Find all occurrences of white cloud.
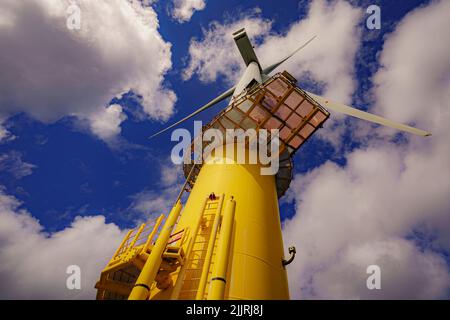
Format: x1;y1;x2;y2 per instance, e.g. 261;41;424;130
258;0;362;105
0;187;126;299
129;161;183;218
87;104;128;141
182;8;272;84
171;0;206;23
0;126;7;141
283;138;450;298
0;0;176;142
373;0;450;130
183;0;362;104
0;125;15;143
161;162;181;187
0;151;36;179
306;238;450;299
0;115;15;143
282;0;450;299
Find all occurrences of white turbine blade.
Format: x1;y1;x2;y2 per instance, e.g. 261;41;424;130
262;35;317;75
305;91;432;137
233;28;260;68
149;86;235;139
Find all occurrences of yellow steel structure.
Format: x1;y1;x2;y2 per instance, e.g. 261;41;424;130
96;148;290;300
171;148;289;300
195;194;224;300
128;201;182;300
95;72;330;300
208;197;236;299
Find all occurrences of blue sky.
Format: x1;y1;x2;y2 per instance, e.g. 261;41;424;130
1;0;449;299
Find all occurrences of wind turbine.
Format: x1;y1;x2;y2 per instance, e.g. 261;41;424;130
150;28;431;138
95;29;431;301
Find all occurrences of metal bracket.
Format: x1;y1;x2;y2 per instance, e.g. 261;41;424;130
282;246;296;266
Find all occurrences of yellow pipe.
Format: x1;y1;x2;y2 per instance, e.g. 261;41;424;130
128;200;183;300
195;194;224;300
207;197;236;300
142;214;164;254
170;197;209;300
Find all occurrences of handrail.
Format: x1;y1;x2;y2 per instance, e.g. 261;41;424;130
129;223;146;248
142;214;164;254
112;229;133;260
128;200;183;300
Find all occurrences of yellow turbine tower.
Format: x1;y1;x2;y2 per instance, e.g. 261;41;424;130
94;29;430;300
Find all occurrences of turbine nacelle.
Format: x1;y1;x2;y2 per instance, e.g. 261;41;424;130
233;61;262;98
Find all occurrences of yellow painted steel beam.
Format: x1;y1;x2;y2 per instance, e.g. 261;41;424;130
128;200;183;300
196;194;225;300
207;197;236;300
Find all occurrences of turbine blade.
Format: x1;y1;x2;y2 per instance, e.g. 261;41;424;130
305;91;432;137
149;86;236;139
262;35;317;75
233;28;260;68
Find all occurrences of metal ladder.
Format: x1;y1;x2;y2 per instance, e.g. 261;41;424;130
177;195;224;299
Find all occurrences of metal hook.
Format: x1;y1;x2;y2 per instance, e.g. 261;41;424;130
282;246;296;266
